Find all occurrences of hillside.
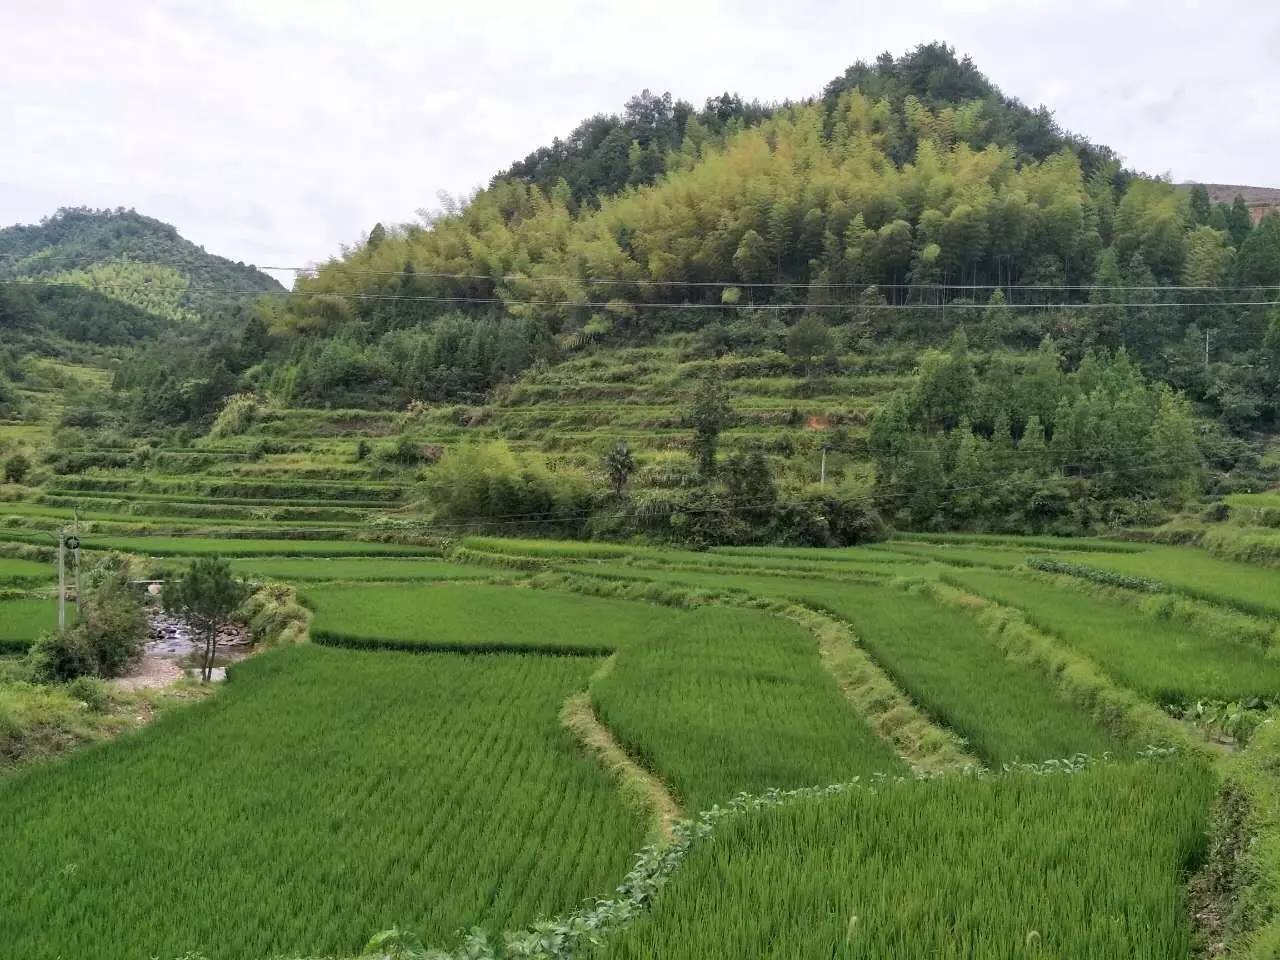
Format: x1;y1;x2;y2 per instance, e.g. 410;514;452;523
1180;183;1280;224
0;207;283;320
7;31;1280;960
5;43;1280;547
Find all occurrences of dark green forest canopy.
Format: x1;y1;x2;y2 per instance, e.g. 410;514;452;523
497;43;1123;205
868;335;1201;530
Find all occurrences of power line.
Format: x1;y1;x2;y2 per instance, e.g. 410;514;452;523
3;251;1278;294
3;276;1274;310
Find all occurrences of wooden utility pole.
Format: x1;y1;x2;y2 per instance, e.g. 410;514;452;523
57;529;66;630
72;511;82;619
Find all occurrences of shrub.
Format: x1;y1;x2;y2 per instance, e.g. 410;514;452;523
66;676;112;713
209;393;262;438
380;435;425;467
29;575;147;682
3;452;30;485
28;629;95;683
420;440;592;525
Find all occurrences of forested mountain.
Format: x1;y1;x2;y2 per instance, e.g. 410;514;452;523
497;43;1120;206
0;207;283;427
0;207;282;318
0;207;282;355
12;43;1280;541
241;44;1279;433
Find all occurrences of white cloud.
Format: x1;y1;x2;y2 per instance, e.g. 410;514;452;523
2;0;1277;274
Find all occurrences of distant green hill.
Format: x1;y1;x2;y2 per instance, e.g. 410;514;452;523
0;207;282;319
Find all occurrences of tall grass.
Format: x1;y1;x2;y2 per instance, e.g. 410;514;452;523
944;568;1280;703
600;758;1214;960
592;606;905;810
0;645;647;960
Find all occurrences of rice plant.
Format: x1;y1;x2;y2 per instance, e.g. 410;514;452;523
0;645;647;960
0;531;441;557
592;605;905;810
599;757;1214;960
0;597;58;651
308;581;688;655
946;568;1280;703
801;581;1126;763
1077;546;1280;619
0;557;52;586
228;556;497;582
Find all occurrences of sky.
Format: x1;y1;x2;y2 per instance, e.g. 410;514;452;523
3;0;1278;286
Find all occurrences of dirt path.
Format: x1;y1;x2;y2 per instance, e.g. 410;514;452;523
110;655;185;692
561;677;683;843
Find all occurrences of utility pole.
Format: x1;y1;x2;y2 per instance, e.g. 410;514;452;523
73;510;83;620
1204;329;1214;369
819;444;830;486
57;529;66;631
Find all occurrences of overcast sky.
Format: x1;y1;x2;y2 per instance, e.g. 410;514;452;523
3;0;1277;285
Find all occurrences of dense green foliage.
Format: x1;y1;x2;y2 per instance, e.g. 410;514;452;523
592;605;904;809
29;570;146;681
868;335;1200;529
600;759;1213;960
0;645;646;959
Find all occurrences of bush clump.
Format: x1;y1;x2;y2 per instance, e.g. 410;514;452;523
419;440;592;525
29;570;147;682
209;393;263;438
1026;557;1163;593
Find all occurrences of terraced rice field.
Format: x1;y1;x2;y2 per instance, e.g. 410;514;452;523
0;646;645;959
308;581;688;655
945;567;1280;703
0;531;439;557
0;597;59;651
0;557;52;586
599;758;1214;960
1062;545;1280;619
591;606;904;809
1;529;1273;958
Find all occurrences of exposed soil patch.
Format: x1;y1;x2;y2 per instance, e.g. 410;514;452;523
110;610;255;693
